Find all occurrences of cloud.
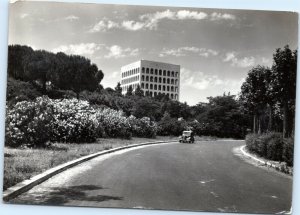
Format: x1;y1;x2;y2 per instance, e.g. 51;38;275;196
176;10;208;20
122;20;145;31
89;19;119;32
104;45;139;59
88;10;235;32
210;12;236;21
181;68;244;92
223;52;255;68
52;43;103;55
159;47;218;57
64;15;79;21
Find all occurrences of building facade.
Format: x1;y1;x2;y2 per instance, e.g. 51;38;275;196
121;60;180;100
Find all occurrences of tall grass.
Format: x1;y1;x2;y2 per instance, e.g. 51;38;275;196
3;137;162;190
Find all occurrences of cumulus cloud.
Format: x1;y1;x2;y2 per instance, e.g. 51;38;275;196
52;43;103;55
64;15;79;21
104;45;139;59
210;12;236;21
88;10;235;32
159;47;218;57
223;52;255;68
122;20;145;31
181;68;244;92
89;19;119;32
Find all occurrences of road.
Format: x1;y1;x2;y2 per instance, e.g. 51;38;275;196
10;140;293;214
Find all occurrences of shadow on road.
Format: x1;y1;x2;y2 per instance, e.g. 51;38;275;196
11;185;123;206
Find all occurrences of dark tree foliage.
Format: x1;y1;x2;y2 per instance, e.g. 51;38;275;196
115;82;122;95
270;45;297;137
8;45;104;99
126;85;133;97
240;45;297;137
134;84;144;97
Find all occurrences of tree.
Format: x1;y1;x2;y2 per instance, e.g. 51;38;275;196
51;54;104;99
240;66;271;133
270;45;297;137
126;85;133;96
134;84;144;97
115;82;122;95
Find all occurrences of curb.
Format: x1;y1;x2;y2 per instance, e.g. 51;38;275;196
240;145;277;168
3;140;176;202
240;145;292;214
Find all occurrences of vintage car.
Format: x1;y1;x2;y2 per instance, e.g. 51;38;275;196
179;130;195;143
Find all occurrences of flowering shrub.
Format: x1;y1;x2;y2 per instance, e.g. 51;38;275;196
94;108;132;139
5;96;53;147
128;115;157;138
51;98;99;143
5;96;158;147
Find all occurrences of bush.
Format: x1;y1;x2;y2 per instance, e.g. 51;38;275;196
51;98;99;143
128;115;157;138
5;96;53;147
282;138;294;166
94;108;132;139
5;96;159;147
6;78;42;106
245;132;294;166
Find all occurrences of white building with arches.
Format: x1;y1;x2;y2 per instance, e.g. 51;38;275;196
121;60;180;101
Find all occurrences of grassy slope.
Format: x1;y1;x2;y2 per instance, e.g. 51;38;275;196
3;137;178;190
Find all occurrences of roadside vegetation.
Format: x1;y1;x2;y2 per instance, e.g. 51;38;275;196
4;137;176;190
242;46;297;168
4;44;296;190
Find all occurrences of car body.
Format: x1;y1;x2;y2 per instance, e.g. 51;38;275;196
179;131;195;143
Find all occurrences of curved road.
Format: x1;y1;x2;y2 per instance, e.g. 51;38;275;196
11;140;293;214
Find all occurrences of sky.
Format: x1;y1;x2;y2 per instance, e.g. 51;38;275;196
8;1;298;105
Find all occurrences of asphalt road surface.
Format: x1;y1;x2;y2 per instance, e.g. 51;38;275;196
10;140;293;214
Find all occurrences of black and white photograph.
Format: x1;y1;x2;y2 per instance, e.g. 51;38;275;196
2;1;298;214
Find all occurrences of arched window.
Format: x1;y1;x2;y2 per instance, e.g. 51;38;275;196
163;86;166;91
150;84;153;89
175;94;178;100
159;77;162;83
142;67;145;73
163;70;166;76
141;83;144;89
155;69;158;75
175;80;178;85
175;72;179;77
150;68;154;74
146;68;149;74
171;86;174;92
171;79;174;84
171;71;174;77
154;92;157;97
163;78;166;83
167;71;170;76
150;92;153;97
158;85;161;90
154;84;157;90
167;78;170;84
150;76;153;82
142;75;145;81
146;83;149;89
167;86;170;91
154;77;157;82
146;76;149;82
171;94;174;99
159;70;162;76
